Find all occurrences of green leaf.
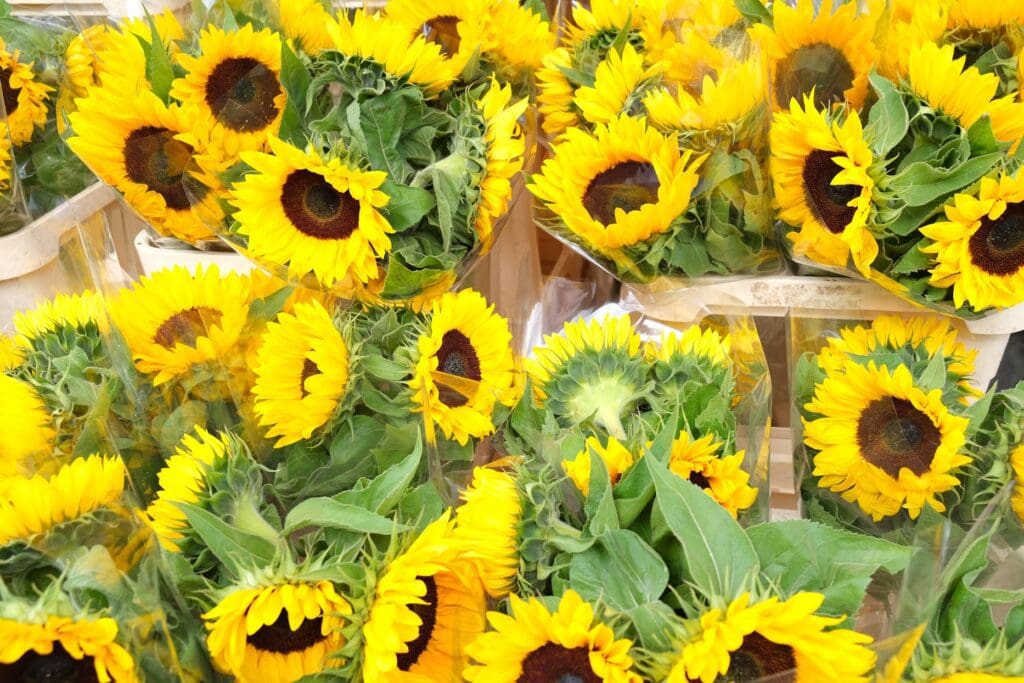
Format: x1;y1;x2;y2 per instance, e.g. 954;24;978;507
918;347;949;391
889;153;1002;206
381;182;435;231
747;520;912;618
181;504;277;573
734;0;772;25
141;17;174;102
642;455;758;596
333;436;422;514
379;256;448;299
360;354;410;382
361;89;420;181
569;529;669;610
867;72;910;157
283;498;408;535
967;115;999;156
625;602;678;651
585;453;620;536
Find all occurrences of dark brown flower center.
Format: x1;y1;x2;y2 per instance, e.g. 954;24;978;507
435;329;482;408
517;643;601;683
281;169;360;240
689;470;711;490
247;612;325;654
775;43;855;110
1;67;20;115
968;202;1024;276
124;126;207;211
424;16;462;56
857;397;941;478
582;161;661;226
153;306;223;348
396;575;439;671
300;357;320;399
204;56;282;133
802;149;860;234
0;643;99;683
720;632;796;682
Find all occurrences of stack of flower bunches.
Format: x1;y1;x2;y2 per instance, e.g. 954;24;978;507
795;313;1024;681
0;8;94;234
529;0;777;284
61;0;546;305
760;0;1024;317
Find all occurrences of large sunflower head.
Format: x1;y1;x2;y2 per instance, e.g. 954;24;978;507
67;89;221;243
771;94;878;274
108;265;252;385
668;431;757;518
408;289;517;445
673;591;875;683
454;465;523;599
876;0;947;80
563;434;639;496
385;0;491;77
752;0;881;111
13;290;106;349
0;374;55;479
905;41;1024;145
473;80;529;247
204;579;352;683
253;299;352;447
361;512;487;683
921;172;1024;312
464;589;642;682
0;614;137;682
232;136;394;290
646;324;733;370
0;38;52;145
944;3;1024;94
170;24;286;157
529;115;706;252
803;360;972;521
483;0;553;73
574;43;663;128
327;10;457;96
525;313;648;440
0;454;126;546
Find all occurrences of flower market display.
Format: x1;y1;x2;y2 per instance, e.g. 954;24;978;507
1;0;1024;682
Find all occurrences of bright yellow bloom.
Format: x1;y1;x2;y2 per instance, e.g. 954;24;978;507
646;325;732;368
574;44;662;127
13;290;106;347
0;615;137;682
0;38;51;145
0;374;55;478
455;466;523;598
563;435;638;496
474;80;529;247
1011;443;1024;525
668;432;757;518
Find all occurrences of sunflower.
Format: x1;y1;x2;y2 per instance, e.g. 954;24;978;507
804;361;971;521
454;466;523;599
752;0;880;111
574;44;662;127
1011;443;1024;525
673;591;875;683
668;432;757;518
204;580;351;683
327;10;456;96
526;314;647;439
232;137;393;289
67;89;221;243
529;115;705;251
62;24;119;98
408;289;517;445
563;435;638;496
0;39;51;145
13;290;106;348
146;427;233;552
483;0;553;71
276;0;338;56
876;0;947;80
0;454;125;545
646;325;732;368
474;80;528;246
563;0;645;49
0;374;55;479
0;335;23;371
906;42;1024;145
170;24;285;157
108;266;251;385
0;616;136;682
0;121;10;192
921;172;1024;311
362;512;488;682
536;47;579;136
643;58;766;135
385;0;491;77
253;300;351;447
771;95;878;273
464;589;641;682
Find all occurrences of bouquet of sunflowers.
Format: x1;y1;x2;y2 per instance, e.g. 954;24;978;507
528;0;778;285
61;0;545;305
0;1;94;234
758;0;1024;318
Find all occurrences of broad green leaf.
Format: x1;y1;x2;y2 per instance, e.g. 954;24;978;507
643;455;758;596
734;0;772;25
747;520;911;618
360;354;410;382
918;348;949;392
284;498;407;535
867;72;910;157
890;243;933;275
381;182;435;231
333;436;422;514
142;16;174;102
181;504;277;573
889;153;1002;206
626;602;678;651
569;529;669;610
967;115;999;156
